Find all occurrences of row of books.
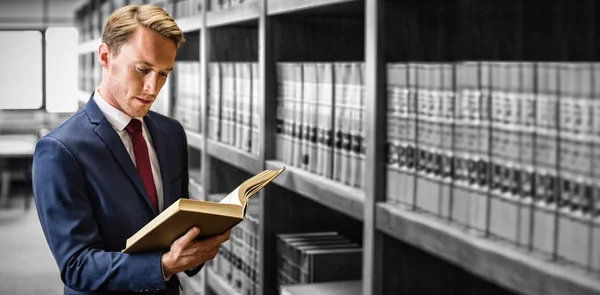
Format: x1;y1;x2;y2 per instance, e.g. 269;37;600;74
208;195;261;295
276;231;362;287
208;0;258;11
386;61;600;271
173;61;202;133
275;63;366;189
208;62;261;156
76;0;133;42
78;53;101;94
149;0;203;19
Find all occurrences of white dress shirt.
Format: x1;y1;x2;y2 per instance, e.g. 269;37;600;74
94;90;165;212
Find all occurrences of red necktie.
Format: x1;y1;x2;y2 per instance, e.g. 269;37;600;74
125;119;159;212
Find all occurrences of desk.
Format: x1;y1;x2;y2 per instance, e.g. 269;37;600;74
0;134;37;207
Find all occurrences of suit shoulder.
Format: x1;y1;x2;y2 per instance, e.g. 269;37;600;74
42;110;90;144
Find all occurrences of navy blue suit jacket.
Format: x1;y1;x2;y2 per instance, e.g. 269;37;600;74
32;96;201;294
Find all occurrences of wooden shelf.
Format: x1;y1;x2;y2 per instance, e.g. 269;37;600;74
184;129;203;150
176;15;203;33
78;38;101;55
265;160;364;221
206;268;241;295
188;178;204;200
268;0;360;15
376;202;600;295
206;1;260;28
206;139;263;174
280;280;362;295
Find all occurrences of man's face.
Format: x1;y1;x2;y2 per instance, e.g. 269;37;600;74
103;26;177;118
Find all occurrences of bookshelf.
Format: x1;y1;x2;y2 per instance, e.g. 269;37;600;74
377;203;600;295
185;129;204;150
206;1;260;28
207;139;263;174
77;38;101;54
206;268;242;295
75;0;600;295
266;160;364;220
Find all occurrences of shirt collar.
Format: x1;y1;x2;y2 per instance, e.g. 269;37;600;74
93;89;144;132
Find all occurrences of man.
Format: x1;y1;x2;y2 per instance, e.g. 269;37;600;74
32;5;229;294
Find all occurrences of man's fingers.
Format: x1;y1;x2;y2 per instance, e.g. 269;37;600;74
175;227;200;248
187;230;230;253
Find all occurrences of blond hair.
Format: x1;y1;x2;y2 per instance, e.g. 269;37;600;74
102;4;185;55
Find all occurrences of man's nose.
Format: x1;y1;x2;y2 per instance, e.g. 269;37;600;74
144;73;158;95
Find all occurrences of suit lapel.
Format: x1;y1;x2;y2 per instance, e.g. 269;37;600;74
84;96;158;215
145;114;172;208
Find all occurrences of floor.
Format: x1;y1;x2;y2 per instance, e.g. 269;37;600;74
0;184;204;295
0;192;63;295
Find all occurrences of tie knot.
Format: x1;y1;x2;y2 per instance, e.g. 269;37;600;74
125;119;143;135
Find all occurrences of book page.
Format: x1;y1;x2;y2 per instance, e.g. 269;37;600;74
219;185;242;206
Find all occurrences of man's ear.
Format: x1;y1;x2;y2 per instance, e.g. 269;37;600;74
98;43;111;69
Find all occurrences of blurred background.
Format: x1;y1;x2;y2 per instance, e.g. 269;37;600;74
1;1;600;295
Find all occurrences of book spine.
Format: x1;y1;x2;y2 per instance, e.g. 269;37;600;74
451;62;473;227
405;64;418;209
235;63;244;149
251;63;261;156
416;63;440;215
591;63;600;272
350;63;365;188
556;63;593;267
533;62;559;255
386;63;403;205
275;63;287;162
292;64;304;168
439;63;455;220
333;63;346;183
517;62;535;247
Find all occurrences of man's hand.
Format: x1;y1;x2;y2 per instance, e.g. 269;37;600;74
161;227;231;278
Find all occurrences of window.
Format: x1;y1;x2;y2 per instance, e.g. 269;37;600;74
0;31;43;110
45;27;79;113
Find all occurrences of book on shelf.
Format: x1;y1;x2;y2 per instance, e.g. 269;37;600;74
280;280;362;295
122;167;285;254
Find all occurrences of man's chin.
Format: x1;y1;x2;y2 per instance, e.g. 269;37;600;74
127;107;151;118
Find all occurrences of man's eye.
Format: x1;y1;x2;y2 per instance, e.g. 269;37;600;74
160;72;169;77
136;67;150;73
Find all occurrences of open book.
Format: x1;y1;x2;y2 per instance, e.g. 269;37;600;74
123;167;285;254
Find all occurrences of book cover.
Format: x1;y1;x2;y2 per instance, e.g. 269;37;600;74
122;168;285;254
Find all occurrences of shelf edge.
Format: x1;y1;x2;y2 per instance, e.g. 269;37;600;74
207;139;263;175
376;202;600;295
206;1;260;28
184;129;204;150
266;160;364;221
268;0;357;15
78;38;101;55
